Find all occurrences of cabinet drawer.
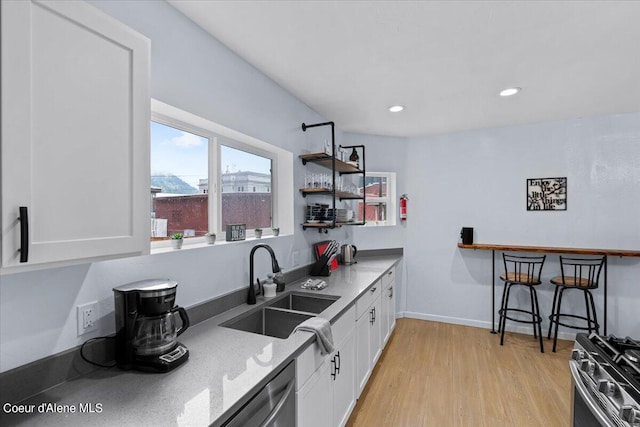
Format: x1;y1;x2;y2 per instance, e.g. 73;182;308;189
332;305;355;347
356;281;381;318
381;267;395;289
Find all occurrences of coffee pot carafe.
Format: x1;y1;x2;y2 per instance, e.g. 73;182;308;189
131;307;189;357
340;244;358;265
113;279;190;372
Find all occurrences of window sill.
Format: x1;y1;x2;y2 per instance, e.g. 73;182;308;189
360;222;396;227
150;234;286;255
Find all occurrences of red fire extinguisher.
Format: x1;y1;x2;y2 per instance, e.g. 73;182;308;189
400;194;408;221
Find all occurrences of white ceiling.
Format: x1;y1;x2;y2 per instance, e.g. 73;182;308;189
168;1;640;138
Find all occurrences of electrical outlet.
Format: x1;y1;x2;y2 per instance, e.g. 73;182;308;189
77;302;98;336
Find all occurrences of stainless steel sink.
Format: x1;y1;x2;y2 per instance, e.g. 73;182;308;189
221;307;315;339
266;292;340;314
220;292;340;338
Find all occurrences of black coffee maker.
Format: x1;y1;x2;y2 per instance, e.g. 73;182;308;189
113;279;190;372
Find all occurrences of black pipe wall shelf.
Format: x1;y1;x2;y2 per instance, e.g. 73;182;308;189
300;121;366;233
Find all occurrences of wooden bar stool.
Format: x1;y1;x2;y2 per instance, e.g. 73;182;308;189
547;256;605;352
498;254;546;352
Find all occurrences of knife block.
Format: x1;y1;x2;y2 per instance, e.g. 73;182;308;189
310;255;332;276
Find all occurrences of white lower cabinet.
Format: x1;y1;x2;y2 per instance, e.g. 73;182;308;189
296;269;397;425
381;267;397;345
355;281;382;397
297;359;332;427
333;328;356;427
296;306;356;427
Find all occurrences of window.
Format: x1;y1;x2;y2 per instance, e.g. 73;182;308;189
150;99;293;249
356;172;397;226
150;122;209;240
220;145;273;230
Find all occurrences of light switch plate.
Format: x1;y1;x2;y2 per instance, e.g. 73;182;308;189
77;301;98;336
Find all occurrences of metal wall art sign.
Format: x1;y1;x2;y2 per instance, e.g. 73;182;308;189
225;224;246;241
527;177;567;211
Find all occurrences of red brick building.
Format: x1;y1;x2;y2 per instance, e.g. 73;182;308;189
154;193;272;237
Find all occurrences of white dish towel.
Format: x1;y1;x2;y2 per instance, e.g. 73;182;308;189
293;317;335;355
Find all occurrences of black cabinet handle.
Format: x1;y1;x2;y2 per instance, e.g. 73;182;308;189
335;351;341;374
370;308;374;325
331;357;337;380
373;307;376;323
18;207;29;263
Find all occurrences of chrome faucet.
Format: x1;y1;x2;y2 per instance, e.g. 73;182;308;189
248;244;282;305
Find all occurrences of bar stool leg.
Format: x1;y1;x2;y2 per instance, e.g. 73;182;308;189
552;287;567;353
498;281;510;333
547;286;560;339
587;290;599;335
500;283;514;346
583;291;593;334
532;287;544;353
529;286;538;338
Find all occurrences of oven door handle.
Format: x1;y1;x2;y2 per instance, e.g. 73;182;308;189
259;379;294;427
569;361;616;427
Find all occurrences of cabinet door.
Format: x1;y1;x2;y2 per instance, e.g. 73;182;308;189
297;358;332;427
369;295;383;366
355;311;371;397
381;285;391;345
333;327;356;427
1;0;150;271
382;280;396;344
388;282;396;336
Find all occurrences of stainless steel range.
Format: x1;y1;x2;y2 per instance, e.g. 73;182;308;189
571;333;640;426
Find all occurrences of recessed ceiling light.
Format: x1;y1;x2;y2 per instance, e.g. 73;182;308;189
500;87;521;97
388;105;404;113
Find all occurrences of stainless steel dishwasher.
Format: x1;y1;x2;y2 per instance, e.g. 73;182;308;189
221;360;295;427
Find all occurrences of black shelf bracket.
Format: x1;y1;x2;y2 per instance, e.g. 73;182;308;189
301;121;337;229
300;123;366;231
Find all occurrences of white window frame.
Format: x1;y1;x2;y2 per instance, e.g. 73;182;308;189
361;172;397;227
150;99;293;251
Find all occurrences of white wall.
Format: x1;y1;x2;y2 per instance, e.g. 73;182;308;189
0;0;354;373
403;113;640;339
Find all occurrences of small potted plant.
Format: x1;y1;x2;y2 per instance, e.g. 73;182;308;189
271;227;280;237
170;233;183;249
205;232;216;245
255;228;263;238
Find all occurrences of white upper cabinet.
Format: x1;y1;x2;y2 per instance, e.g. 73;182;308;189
1;0;150;273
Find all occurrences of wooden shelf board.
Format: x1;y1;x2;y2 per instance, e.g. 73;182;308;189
457;243;640;257
302;221;363;228
299;152;362;173
300;188;361;199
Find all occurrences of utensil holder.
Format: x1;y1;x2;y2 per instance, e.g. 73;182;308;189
310;255;332;276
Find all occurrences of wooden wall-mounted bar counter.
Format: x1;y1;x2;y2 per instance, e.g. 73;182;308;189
457;243;640;335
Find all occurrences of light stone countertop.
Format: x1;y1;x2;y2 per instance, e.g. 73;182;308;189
1;255;401;427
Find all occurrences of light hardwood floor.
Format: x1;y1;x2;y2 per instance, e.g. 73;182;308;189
346;318;573;427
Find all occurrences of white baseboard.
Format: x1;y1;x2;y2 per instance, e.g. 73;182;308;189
398;311;577;341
